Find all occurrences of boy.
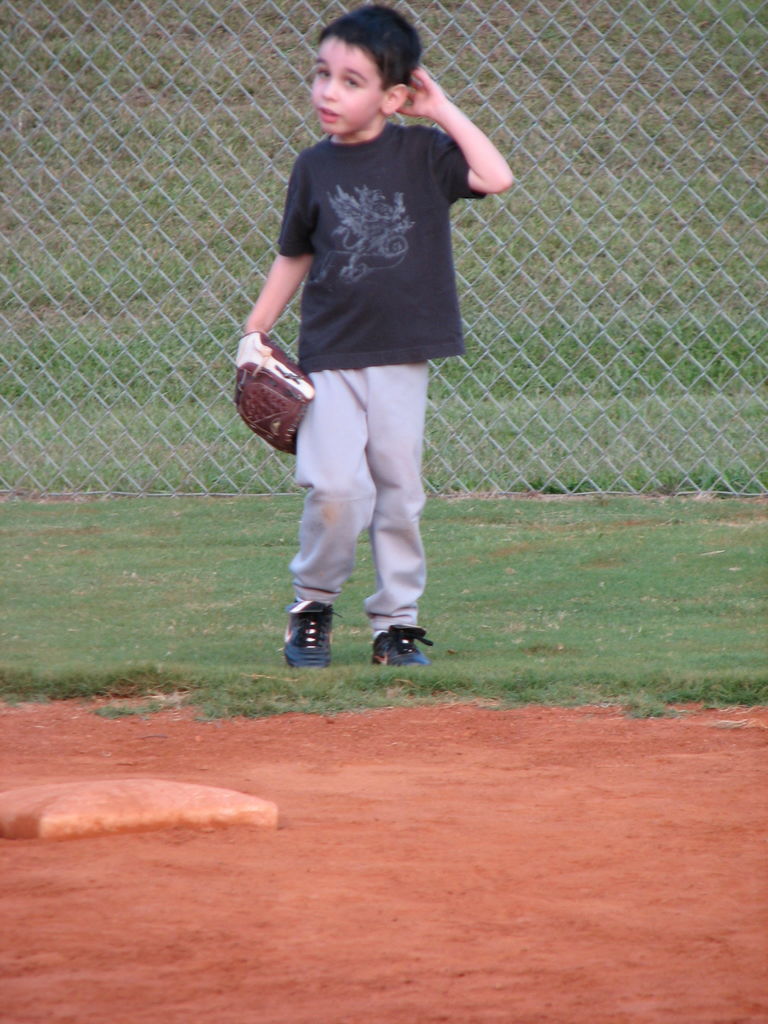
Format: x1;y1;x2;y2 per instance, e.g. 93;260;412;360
243;4;513;668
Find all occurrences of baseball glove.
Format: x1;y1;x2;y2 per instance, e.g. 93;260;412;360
234;332;314;454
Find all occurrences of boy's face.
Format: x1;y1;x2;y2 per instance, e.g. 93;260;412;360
312;37;406;145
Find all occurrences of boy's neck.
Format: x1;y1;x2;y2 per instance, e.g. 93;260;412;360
330;117;390;146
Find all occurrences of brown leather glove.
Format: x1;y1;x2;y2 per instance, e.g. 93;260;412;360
234;332;314;454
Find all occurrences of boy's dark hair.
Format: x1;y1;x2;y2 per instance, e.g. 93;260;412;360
319;5;422;89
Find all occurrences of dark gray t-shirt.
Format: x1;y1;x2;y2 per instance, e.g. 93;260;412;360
278;122;484;372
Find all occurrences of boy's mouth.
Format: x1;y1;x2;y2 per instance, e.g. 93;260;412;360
316;106;339;125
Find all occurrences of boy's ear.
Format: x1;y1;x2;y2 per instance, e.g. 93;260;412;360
382;82;410;116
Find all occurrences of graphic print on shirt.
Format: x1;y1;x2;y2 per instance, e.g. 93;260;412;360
313;185;415;284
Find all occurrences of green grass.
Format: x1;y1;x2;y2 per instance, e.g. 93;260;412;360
3;390;763;497
1;495;765;717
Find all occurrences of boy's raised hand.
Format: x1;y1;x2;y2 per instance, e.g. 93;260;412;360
398;67;450;122
397;66;514;196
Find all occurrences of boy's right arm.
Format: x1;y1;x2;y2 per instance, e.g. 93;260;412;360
244;253;313;335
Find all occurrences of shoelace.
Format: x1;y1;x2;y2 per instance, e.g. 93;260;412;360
297;619;327;648
393;627;434;652
294;609;334;649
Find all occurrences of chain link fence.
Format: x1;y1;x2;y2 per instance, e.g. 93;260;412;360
2;0;766;496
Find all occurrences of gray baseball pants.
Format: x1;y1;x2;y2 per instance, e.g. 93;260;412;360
290;363;429;633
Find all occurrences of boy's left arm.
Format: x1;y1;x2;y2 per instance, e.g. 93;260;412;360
401;68;514;195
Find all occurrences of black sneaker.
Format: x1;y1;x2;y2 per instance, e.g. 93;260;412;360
372;625;433;666
284;600;334;668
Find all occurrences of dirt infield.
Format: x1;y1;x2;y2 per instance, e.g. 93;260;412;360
2;701;766;1024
